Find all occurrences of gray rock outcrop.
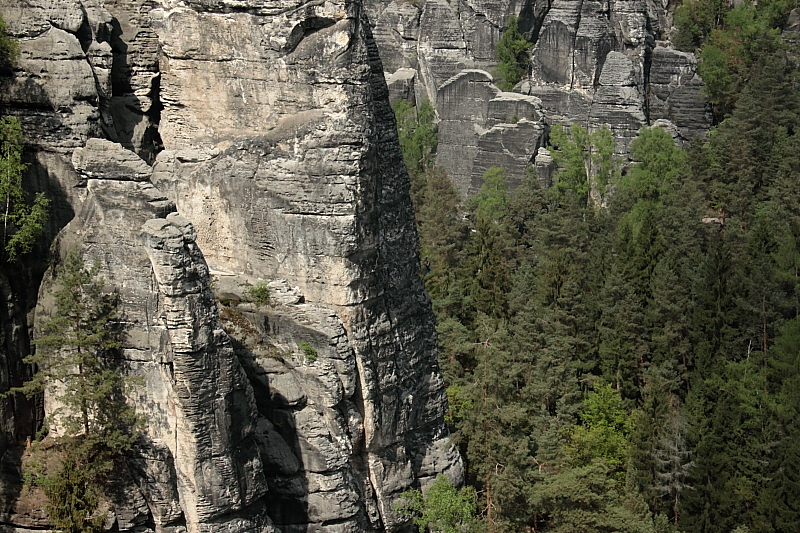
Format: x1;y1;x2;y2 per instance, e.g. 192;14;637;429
0;0;462;532
436;70;546;196
366;0;711;194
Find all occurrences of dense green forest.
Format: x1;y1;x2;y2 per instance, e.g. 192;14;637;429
395;2;800;531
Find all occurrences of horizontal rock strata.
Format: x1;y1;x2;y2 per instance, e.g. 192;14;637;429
0;0;462;532
366;0;711;193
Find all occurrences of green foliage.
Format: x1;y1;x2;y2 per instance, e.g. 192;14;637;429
470;167;508;225
0;22;48;259
8;253;143;532
673;0;727;51
393;69;800;532
243;281;270;305
299;341;317;360
394;98;438;202
621;127;685;203
675;0;798;118
549;123;619;207
396;474;482;533
8;252;141;453
565;384;633;473
418;165;465;292
533;461;657;533
39;448;106;533
0;116;50;261
0;14;18;71
492;15;530;91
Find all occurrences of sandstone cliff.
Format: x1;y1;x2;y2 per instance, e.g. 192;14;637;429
0;1;462;532
368;0;712;196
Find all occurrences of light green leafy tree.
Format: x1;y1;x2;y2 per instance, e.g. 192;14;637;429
396;99;438;173
0;116;50;261
396;474;483;533
549;123;618;207
565;383;633;474
469;166;508;225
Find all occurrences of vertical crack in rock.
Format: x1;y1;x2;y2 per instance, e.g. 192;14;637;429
571;0;584;89
142;213;270;528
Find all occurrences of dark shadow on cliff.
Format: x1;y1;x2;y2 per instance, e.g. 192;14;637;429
105;17;163;165
222;305;311;532
0;445;27;527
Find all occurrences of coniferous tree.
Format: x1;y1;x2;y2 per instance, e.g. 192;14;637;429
10;252;140;452
0;13;18;73
492;16;530;91
8;252;142;532
41;452;106;533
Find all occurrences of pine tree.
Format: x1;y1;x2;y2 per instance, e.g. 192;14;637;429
10;252;140;452
492;16;530;91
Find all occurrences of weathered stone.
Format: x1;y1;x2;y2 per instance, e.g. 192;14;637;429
256;418;301;475
126;438;185;527
417;0;472;103
72;138;153;181
370;0;423;73
1;1;462;532
365;0;711;184
385;67;417;104
0;22;100;152
141;214;272;530
436;70;546;196
648;45;712;142
589;52;646;154
533;146;554;188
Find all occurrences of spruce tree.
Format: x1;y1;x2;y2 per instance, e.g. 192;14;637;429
10;252;140;452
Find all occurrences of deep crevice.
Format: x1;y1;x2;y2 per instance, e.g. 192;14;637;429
571;0;586;89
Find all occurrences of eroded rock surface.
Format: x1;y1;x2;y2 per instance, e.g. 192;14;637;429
436;70;546;196
0;0;462;532
366;0;710;193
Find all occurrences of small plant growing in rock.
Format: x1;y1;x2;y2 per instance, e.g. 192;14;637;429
243;282;270;305
299;341;317;361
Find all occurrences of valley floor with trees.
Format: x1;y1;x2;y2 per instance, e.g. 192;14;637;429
395;1;800;531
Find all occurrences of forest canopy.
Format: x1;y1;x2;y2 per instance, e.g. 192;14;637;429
395;3;800;529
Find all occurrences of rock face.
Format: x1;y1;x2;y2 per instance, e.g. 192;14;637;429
0;1;462;532
436;70;546;195
366;0;711;195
